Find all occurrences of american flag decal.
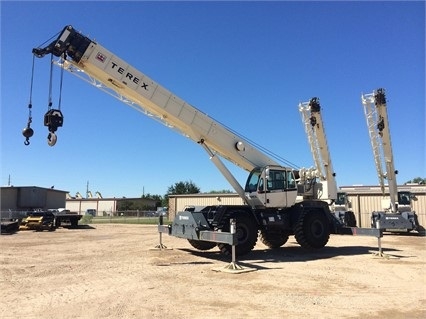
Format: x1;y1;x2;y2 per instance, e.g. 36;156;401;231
96;52;106;62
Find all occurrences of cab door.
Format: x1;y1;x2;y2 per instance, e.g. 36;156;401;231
245;167;297;209
264;168;297;209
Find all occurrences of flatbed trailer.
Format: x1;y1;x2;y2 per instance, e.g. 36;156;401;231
1;220;20;234
19;211;82;231
53;212;82;228
1;211;26;234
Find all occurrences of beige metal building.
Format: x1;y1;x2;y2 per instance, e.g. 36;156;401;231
168;184;426;229
65;197;158;216
340;184;426;228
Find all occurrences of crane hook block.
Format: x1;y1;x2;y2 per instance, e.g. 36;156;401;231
44;109;64;133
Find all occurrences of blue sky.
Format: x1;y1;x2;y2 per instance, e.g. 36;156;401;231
1;1;425;198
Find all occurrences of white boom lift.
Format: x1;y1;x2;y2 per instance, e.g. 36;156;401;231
25;25;380;256
299;97;356;227
361;88;419;232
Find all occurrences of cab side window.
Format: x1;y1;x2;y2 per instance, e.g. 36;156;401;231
267;170;287;190
287;171;296;189
258;178;265;192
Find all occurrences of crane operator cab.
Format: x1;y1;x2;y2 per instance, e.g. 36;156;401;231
245;166;298;209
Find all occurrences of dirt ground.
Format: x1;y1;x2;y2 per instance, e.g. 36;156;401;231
1;224;425;319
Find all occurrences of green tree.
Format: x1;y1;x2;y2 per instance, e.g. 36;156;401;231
405;177;426;185
166;180;201;195
164;180;200;208
142;193;164;208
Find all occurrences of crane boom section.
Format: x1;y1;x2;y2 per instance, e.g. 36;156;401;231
34;25;280;173
299;98;337;200
361;89;398;212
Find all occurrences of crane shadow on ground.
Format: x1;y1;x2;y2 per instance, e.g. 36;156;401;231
383;230;426;237
60;224;96;230
178;243;404;271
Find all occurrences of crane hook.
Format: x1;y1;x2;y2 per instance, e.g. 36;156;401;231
23;127;34;145
22;113;34;146
47;132;57;146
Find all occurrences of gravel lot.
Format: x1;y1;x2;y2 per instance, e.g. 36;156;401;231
1;224;425;319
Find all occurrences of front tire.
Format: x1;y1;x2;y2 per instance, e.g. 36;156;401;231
218;214;258;256
187;239;217;251
294;209;330;249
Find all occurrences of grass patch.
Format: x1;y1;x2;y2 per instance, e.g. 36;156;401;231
84;216;168;225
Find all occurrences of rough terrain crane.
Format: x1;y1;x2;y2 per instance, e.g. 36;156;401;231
25;25;380;256
299;97;356;227
361;88;419;232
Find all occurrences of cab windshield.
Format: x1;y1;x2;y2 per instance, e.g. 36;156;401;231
335;192;347;205
245;168;262;192
398;192;411;205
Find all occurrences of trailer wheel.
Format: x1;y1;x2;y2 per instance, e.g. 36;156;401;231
259;229;289;248
295;209;330;249
218;214;258;256
70;219;78;228
345;211;357;227
187;239;217;251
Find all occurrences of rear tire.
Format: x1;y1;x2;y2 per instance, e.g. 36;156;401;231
295;209;330;249
345;211;357;227
217;214;258;256
259;229;289;248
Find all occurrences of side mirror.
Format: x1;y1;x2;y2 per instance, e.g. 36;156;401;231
410;194;418;201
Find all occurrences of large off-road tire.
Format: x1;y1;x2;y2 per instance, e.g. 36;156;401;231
48;222;56;231
218;214;258;256
294;209;330;249
345;211;357;227
259;229;289;249
187;239;217;251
